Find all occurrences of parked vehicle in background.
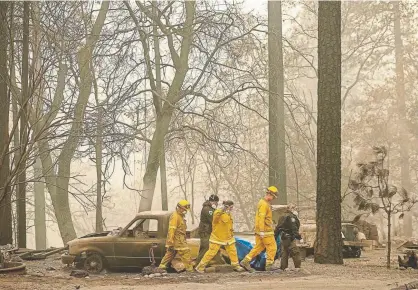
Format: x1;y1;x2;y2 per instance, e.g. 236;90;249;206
299;221;365;258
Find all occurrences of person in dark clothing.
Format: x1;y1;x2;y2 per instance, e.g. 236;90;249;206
196;195;224;265
274;204;302;270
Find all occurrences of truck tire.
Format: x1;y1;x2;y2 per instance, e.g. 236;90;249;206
353;247;361;258
83;253;105;274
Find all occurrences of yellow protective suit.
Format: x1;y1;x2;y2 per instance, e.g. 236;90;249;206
196;209;241;270
209;209;235;245
159;210;193;271
254;199;274;235
243;199;277;266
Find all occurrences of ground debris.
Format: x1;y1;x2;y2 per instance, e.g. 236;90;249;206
3;250;418;289
141;265;166;276
10;256;23;263
205;264;234;273
391;280;418;290
19;247;66;261
70;270;89;278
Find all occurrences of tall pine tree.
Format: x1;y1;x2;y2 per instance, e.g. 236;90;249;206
268;0;287;204
315;1;343;264
0;1;12;246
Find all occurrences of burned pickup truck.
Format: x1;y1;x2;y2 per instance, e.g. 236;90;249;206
62;211;200;273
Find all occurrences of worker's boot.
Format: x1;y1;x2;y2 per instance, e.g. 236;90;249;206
233;264;245;272
240;259;255;273
185;265;195;273
194;263;205;274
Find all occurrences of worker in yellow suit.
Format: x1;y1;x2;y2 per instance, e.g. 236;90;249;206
241;186;279;272
195;200;245;273
159;200;194;272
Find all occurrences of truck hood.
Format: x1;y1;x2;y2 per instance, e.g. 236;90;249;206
80;231;110;239
67;232;113;247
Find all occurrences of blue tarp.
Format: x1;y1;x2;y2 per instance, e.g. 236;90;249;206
235;235;281;270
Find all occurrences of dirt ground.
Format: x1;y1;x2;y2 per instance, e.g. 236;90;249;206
1;248;417;290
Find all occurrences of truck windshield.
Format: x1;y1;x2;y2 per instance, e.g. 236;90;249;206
127;219;159;233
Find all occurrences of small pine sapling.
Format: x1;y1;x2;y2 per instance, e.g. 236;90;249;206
349;146;417;268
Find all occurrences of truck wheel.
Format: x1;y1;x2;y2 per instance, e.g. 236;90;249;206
342;246;349;258
354;248;361;258
84;253;104;274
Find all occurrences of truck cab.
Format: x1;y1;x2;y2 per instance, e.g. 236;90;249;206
62;211;200;273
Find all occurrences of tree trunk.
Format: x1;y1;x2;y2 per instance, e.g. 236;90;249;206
95;105;103;233
393;1;412;238
34;157;46;249
17;1;30;248
0;1;12;246
138;1;195;213
35;2;109;243
314;1;343;265
387;212;391;269
139;108;174;212
268;0;287;205
160;150;168;211
151;3;168;212
190;165;196;225
10;2;18;244
31;1;46;250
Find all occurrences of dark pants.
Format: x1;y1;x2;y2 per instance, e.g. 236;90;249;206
280;236;301;270
196;234;224;265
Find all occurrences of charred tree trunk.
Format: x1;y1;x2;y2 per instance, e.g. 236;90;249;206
0;1;12;246
314;1;343;265
268;0;287;204
393;1;412;238
17;1;30;248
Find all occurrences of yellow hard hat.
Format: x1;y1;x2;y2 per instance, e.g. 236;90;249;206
177;200;191;211
267;186;278;197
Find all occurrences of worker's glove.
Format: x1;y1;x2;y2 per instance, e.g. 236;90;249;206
299;239;304;244
259;232;265;238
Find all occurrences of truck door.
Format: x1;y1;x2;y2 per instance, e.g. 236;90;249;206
114;218;163;268
142;219;165;265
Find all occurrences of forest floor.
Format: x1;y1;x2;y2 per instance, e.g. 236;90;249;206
0;248;417;290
